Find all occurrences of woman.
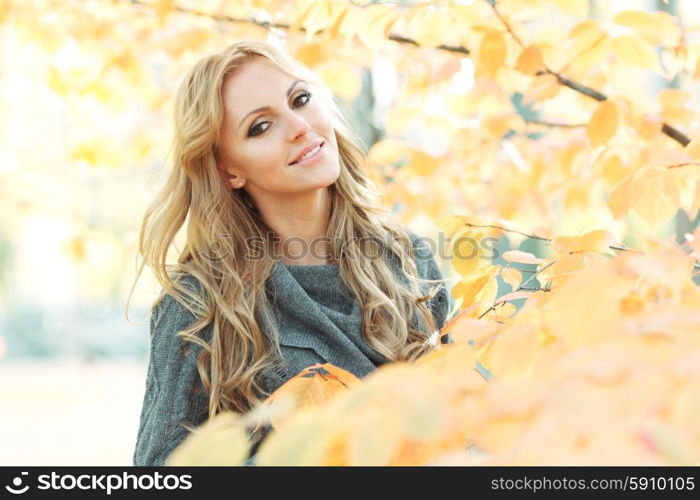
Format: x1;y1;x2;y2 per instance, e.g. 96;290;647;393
131;40;452;466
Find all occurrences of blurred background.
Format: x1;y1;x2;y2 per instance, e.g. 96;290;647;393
1;0;698;464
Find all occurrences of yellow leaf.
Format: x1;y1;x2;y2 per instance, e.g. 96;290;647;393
441;312;502;345
166;412;249;466
515;45;544;75
479;30;507;78
315;61;362;101
47;66;69;95
346;406;402;465
501;267;522;290
483;323;540;377
613;10;680;45
608;166;682;228
612;35;659;70
564;184;589;210
256;408;329;465
564;20;610;73
522;73;559;105
658;88;690;109
694;57;700;81
601;154;629;187
300;1;335;41
451;265;499;310
326;3;350;40
153;0;173;24
551;229;611;254
497;290;533;302
409;149;441;176
491;301;518;320
542;257;632;349
658;89;694;125
414;343;478;376
587;100;619;147
410;6;455;48
538;252;607;286
367;139;410;168
684;138;700;160
356;4;398;49
294;42;329;67
476;275;499;318
550;0;588;17
502;250;544;265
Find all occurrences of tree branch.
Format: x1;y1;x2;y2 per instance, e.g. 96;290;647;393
124;0;690;146
460;222;700;273
523;118;587;128
478;260;556;319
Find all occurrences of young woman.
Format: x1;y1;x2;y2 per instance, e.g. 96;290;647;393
131;40;452;466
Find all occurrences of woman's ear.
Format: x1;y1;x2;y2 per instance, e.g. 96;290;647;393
229;177;246;189
216;153;246;190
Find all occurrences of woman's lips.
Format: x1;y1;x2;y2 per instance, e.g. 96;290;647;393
290;141;325;166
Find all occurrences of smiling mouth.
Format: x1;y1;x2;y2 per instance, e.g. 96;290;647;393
290;142;324;165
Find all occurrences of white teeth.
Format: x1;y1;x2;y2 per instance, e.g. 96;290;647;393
296;144;321;163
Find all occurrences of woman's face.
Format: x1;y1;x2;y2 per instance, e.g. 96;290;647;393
218;56;341;200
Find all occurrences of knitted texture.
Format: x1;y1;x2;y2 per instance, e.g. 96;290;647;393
133;232;452;466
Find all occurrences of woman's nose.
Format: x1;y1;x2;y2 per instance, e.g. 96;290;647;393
285;111;311;142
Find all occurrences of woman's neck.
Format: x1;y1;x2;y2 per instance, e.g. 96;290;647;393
256;188;334;265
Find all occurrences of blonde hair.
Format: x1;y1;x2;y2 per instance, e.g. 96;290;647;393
128;40;443;420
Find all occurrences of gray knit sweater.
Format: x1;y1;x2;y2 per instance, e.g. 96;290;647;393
133;233;452;466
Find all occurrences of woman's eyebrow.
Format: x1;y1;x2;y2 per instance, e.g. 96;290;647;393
237;80;304;129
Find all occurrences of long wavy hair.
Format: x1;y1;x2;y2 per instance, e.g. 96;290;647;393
128;40;445;419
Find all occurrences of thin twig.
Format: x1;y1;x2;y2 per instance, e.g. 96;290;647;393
523;118;587;128
460;221;700;273
489;1;524;48
478;260;556;319
123;0;690;147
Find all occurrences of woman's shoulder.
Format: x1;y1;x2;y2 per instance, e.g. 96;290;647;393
150;271;210;334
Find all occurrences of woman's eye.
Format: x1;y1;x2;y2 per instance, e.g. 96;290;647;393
246;93;311;137
293;91;311;108
248;121;270;137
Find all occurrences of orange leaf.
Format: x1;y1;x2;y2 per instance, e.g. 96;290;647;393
551;229;611;254
601;154;628;187
587;100;619;147
264;363;361;428
479;30;506;78
522;73;559;105
515;46;544;75
482;323;540;377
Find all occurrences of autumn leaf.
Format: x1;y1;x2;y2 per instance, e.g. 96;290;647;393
587;100;619;147
501;267;522;290
608;166;682;228
612;35;659;70
166;412;249;466
613;10;680;46
551;229;611;254
263;363;361;428
515;45;545;75
315;60;362;100
502;250;544;265
479;29;507;78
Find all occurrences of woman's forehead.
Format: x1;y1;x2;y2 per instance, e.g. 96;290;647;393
223;57;298;95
